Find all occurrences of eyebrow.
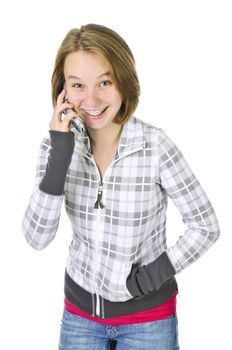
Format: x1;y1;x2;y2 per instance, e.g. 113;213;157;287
67;71;111;81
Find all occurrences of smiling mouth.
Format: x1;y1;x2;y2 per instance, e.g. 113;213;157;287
82;106;108;118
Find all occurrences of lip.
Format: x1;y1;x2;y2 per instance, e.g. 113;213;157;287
81;106;108;120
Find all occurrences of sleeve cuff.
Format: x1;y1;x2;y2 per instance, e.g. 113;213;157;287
126;252;176;297
39;131;75;195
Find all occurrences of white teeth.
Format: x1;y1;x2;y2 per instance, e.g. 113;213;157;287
84;108;105;116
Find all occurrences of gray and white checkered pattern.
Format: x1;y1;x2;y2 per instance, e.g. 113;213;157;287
22;116;220;302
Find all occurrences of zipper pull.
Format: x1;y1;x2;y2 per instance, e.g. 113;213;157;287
94;181;104;209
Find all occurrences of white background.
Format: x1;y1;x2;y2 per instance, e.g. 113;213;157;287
0;0;231;349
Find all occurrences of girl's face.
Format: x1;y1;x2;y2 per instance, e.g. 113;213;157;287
63;50;122;131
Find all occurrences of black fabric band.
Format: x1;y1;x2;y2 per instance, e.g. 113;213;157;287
64;270;177;318
126;252;176;297
39;130;75;195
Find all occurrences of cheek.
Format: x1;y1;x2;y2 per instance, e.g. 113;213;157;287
105;90;122;108
112;94;123;110
67;91;82;105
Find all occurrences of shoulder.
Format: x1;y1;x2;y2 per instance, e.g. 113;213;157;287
134;116;169;146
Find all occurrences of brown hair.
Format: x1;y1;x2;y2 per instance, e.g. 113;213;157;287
51;23;140;124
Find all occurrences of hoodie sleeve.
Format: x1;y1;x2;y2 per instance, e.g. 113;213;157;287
158;130;220;273
22;131;74;250
126;129;220;297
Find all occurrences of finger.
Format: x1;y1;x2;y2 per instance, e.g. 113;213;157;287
60;112;77;131
56;102;74;117
56;89;66;106
62;109;77;122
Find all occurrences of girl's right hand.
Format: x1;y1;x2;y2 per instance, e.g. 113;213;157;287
49;89;77;132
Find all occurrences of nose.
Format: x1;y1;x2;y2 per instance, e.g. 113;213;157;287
82;88;101;107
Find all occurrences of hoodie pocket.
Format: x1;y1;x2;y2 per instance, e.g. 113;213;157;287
98;261;134;302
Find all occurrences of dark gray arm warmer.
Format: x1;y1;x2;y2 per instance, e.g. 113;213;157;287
126;252;176;297
39;130;75;195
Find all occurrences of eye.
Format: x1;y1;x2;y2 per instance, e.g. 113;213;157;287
99;80;112;87
73;83;82;89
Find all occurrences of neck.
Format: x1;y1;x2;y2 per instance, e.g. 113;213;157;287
87;123;123;151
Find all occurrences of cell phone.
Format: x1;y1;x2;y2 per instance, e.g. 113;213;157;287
63;84;86;134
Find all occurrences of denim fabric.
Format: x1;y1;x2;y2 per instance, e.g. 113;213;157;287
58;309;179;350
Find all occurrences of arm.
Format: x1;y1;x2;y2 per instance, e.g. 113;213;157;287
22;88;76;250
127;130;220;297
22;131;74;250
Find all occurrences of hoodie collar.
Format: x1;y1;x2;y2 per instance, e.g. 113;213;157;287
74;116;147;158
117;116;147;156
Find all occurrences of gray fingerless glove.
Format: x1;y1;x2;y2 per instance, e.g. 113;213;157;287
126;252;176;297
39;131;75;195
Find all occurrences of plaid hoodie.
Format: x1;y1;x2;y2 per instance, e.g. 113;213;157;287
22;116;220;317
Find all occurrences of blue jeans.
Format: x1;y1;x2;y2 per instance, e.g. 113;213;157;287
58;309;179;349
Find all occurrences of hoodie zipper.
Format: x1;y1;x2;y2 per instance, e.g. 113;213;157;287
93;206;101;317
82;154;103;316
83;145;145;316
94;181;104;209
